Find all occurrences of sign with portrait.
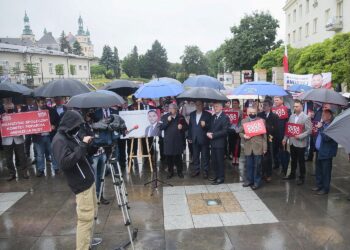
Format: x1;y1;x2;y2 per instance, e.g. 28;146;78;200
284;72;332;90
119;109;161;139
0;111;52;137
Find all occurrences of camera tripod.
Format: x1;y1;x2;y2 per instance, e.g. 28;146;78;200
98;145;138;250
143;136;173;196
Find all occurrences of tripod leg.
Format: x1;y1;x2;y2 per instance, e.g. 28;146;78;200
110;163;123;207
98;157;107;205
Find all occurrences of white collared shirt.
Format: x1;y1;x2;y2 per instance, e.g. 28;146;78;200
196;112;202;125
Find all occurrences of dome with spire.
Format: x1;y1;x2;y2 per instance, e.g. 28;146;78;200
86;28;90;36
24;11;29;23
22;11;33;36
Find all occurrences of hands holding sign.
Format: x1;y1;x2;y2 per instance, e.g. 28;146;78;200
285;123;304;138
242;119;266;137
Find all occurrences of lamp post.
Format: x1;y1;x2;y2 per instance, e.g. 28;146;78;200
64;49;70;78
39;57;44;84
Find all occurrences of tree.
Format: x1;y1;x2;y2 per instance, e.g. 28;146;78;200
59;31;72;53
100;45;114;71
55;64;64;77
205;45;225;77
139;40;169;78
122;46;140;78
90;64;106;78
224;11;282;71
24;63;38;85
168;63;183;79
112;47;121;78
181;45;209;75
72;40;83;56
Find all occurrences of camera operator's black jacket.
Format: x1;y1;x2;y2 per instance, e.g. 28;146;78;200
52;110;95;195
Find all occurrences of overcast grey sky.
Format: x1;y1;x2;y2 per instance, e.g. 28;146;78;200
0;0;285;62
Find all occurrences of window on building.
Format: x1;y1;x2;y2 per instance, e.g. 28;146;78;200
293;9;296;22
293;30;296;42
79;65;82;70
305;23;309;37
306;0;310;13
35;63;41;74
288;33;291;44
298;27;302;41
288;14;291;25
299;4;302;18
15;62;20;69
84;65;87;70
325;9;330;24
337;1;343;17
48;63;53;74
313;18;318;33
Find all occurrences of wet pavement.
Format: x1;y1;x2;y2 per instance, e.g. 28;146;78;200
0;148;350;250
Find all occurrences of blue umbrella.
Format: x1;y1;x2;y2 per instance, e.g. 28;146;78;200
232;81;288;96
183;75;225;90
287;84;312;92
134;77;184;98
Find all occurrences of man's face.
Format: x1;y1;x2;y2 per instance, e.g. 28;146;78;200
263;102;271;112
274;97;283;107
36;99;45;109
294;103;302;113
312;75;323;89
322;111;332;123
247;108;257;116
225;101;231;108
213;103;223;113
54;97;63;105
323;103;331;111
195;101;203;112
148;111;158;125
169;107;177;115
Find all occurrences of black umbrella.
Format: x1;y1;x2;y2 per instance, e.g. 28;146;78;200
101;79;140;96
177;87;228;102
0;80;32;98
299;88;348;106
66;90;125;108
34;79;90;97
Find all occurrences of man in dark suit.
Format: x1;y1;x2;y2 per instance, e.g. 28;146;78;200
145;110;160;137
207;102;230;185
188;101;211;179
312;110;338;195
258;99;279;182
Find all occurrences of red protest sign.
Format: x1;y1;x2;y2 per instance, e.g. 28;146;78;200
312;121;319;136
223;109;239;125
243;119;266;137
272;106;289;119
285;123;304;137
0;111;52;137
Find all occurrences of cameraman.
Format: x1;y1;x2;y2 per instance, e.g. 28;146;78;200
52;110;101;250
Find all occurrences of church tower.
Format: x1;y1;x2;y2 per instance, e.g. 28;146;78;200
21;11;35;42
75;15;94;57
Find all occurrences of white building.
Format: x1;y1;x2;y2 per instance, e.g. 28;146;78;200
283;0;349;48
0;43;91;86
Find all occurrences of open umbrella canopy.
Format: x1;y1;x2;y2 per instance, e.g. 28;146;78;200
177;87;228;103
101;79;140;96
34;79;90;97
134;77;184;98
232;81;288;96
0;80;32;98
183;75;225;90
66;90;125;108
324;108;350;153
299;88;348;106
287;84;312;92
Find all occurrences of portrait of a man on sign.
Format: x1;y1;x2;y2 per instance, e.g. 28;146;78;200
145;109;160;137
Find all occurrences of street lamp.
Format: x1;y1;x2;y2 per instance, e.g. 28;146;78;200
39;57;44;84
64;49;70;78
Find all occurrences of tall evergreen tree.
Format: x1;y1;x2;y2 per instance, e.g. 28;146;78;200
72;40;83;56
139;40;169;78
59;31;72;53
100;45;114;70
122;46;139;78
112;47;121;78
181;45;209;75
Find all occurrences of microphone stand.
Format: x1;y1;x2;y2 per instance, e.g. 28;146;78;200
143;136;173;196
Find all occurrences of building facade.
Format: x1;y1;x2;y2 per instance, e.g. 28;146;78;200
283;0;349;48
0;43;91;86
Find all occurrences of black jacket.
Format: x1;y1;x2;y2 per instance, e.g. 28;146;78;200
187;110;211;145
258;111;279;140
208;112;230;149
160;113;188;155
52;110;95;194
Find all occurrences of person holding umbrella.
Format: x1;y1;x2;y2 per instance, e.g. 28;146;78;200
207;102;230;185
312;109;338;195
160;103;188;179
